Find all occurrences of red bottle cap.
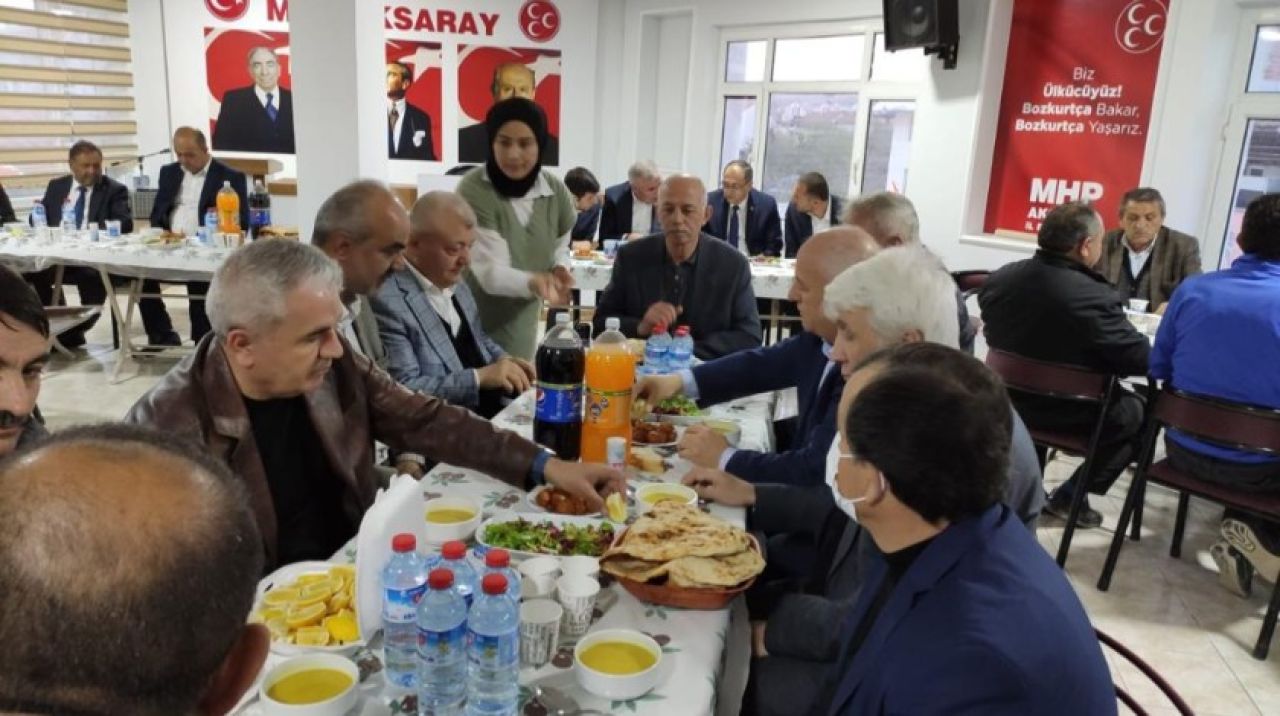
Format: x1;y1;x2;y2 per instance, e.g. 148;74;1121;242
442;541;467;560
391;533;416;553
428;568;454;590
481;573;508;595
485;549;511;568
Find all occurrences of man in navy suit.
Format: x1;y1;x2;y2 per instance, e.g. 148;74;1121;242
812;342;1113;715
637;226;878;486
373;191;532;419
598;160;661;245
26;141;179;347
703;160;782;257
150;127;249;342
386;62;436;161
784;172;842;258
212;47;295;154
564;166;601;242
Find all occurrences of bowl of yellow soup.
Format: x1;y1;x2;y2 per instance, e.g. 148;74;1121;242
423;495;481;545
259;653;359;715
574;629;664;700
635;483;698;512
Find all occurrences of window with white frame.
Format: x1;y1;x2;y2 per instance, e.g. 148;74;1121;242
715;24;928;213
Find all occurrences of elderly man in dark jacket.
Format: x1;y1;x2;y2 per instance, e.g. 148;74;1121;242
980;201;1150;529
126;240;622;569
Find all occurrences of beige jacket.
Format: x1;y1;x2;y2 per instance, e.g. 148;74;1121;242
1094;226;1201;307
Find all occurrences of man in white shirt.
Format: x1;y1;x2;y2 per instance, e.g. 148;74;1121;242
374;191;532;422
600;160;662;243
212;46;296;154
784;172;843;258
1093;187;1201;312
386;61;436;161
703;160;783;258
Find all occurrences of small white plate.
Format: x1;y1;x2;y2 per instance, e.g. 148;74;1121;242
525;485;604;517
253;560;364;657
475;513;618;561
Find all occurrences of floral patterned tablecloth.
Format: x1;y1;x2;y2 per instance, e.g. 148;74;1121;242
571;256;795;301
237;391;774;716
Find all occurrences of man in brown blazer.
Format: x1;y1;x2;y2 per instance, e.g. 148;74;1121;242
1093;187;1201;313
126;239;622;568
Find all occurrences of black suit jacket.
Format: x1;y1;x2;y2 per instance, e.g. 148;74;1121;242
390;102;436;161
149;159;249;232
703;188;783;257
783;196;843;258
571;203;601;241
598;181;657;245
212;86;295;154
39;174;132;233
456;122;559;165
0;182;15;224
591;233;762;359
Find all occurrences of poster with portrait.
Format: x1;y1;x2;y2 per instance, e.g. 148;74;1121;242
385;41;443;162
456;46;561;166
205;29;295;155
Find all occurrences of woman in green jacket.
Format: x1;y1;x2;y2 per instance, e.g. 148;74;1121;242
457;97;575;360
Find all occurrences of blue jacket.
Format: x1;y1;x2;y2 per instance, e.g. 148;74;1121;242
691;332;839;485
1151;253;1280;463
372;267;504;409
599;181;657;244
572;203;601;242
703;188;783;257
823;504;1114;716
149;158;249;232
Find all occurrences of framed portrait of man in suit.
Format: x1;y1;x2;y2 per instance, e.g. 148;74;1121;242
205;29;296;155
385;41;442;163
456;46;562;166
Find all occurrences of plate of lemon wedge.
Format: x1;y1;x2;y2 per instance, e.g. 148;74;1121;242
251;560;363;656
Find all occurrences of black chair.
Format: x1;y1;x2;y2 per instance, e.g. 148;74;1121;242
1097;383;1280;659
985;349;1119;567
1096;629;1193;714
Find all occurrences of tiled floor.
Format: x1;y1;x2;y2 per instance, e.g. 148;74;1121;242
31;301;1280;714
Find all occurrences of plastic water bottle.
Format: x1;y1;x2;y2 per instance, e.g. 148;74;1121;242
465;574;519;716
440;541;477;607
60;203;75;233
482;549;521;606
204;208;218;233
30;201;47;228
417;568;468;716
670;325;694;371
383;533;429;689
248;179;271;239
645;324;672;374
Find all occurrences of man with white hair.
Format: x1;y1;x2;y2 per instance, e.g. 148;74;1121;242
980;201;1148;529
374;191;533;420
598;160;661;243
843;191;976;353
126;240;624;568
684;246;1042;716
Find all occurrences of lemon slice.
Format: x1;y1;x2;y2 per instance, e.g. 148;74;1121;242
295;625;331;647
252;607;285;624
294;580;336;607
606;492;628;522
324;613;360;643
265;617;290;641
329;565;355;582
296;573;329;585
261;587;300;607
285;601;327;629
327;591;351;612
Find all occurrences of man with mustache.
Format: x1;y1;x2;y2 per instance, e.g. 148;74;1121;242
1093;186;1201;314
127;239;623;568
0;266;48;457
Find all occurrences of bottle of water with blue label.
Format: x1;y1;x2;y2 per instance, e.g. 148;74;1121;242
31;201;47;228
440;540;477;607
418;568;468;716
383;533;428;690
669;325;694;371
465;573;519;716
533;312;584;460
202;208;218;246
60;203;75;233
645;323;672;374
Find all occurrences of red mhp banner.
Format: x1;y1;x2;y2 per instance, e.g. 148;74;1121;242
983;0;1170;236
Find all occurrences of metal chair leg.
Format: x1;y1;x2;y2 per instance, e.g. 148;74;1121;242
1254;579;1280;660
1056;463;1093;567
1130;480;1145;541
1099;474;1145;592
1170;492;1190;559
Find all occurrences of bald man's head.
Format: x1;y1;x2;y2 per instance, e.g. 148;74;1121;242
0;424;266;716
789;226;881;342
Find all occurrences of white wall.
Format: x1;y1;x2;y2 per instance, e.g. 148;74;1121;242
596;0;1251;271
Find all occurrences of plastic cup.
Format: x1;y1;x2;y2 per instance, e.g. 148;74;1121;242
1128;299;1150;314
561;556;600;581
105;220;121;238
519;556;561;600
556;574;601;637
520;599;564;668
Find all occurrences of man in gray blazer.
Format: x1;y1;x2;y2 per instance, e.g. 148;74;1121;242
592;174;763;359
1093;186;1201;312
374;191;534;420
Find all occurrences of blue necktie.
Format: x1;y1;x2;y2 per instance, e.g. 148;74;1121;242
265;92;278;123
73;186;86;228
728;205;740;248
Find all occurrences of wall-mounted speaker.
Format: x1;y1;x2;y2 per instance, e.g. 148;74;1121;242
882;0;960;69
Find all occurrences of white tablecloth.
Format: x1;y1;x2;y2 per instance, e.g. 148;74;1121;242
572;256;795;300
238;391;774;716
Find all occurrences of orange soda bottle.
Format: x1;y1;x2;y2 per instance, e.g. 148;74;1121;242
580;317;636;463
216;181;241;234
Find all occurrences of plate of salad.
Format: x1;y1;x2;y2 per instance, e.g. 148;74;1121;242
476;513;617;560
